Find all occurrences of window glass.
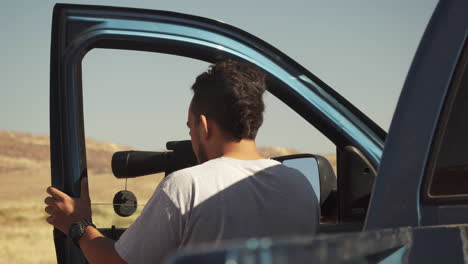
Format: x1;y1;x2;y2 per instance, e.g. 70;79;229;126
82;50;335;228
429;41;468;197
82;50;208;228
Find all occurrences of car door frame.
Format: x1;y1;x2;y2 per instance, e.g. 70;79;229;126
50;4;385;263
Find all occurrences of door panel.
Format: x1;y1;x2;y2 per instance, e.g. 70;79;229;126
169;228;412;264
168;225;468;264
365;0;468;230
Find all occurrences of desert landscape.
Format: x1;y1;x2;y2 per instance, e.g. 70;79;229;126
0;130;335;263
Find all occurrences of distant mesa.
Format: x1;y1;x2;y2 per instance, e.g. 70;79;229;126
0;130;128;174
0;130;335;174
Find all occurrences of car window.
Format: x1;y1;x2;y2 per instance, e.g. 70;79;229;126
427;40;468;198
82;50;335;228
82;50;206;228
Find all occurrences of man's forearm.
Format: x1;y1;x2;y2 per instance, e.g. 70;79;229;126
79;226;127;264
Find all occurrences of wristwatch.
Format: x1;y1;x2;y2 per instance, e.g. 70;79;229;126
68;218;96;248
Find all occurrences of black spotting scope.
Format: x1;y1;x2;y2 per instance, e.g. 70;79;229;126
112;140;197;178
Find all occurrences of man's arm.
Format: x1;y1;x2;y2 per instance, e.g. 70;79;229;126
44;177;126;264
78;226;126;264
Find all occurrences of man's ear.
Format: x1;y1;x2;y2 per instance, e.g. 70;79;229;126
199;115;209;139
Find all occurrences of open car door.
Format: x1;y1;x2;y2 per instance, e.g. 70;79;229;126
49;4;385;263
169;0;468;263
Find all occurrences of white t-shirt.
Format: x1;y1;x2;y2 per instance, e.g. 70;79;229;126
115;157;319;264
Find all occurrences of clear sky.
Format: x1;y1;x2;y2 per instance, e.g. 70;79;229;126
1;0;438;154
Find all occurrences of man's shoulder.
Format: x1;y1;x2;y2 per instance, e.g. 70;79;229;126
162;159;217;187
158;160;224;202
174;157;280;174
167;159;215;178
163;157;287;187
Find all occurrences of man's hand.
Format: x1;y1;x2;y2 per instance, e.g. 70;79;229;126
44;177;92;234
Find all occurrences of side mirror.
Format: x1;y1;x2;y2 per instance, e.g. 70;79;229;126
273;154;337;206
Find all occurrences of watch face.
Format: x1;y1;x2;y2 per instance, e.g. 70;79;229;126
69;223;83;240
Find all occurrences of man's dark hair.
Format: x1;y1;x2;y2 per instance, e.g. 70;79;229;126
191;60;266;141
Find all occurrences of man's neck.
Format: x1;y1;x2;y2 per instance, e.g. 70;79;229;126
217;139;263;160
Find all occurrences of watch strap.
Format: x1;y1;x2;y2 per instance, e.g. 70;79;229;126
80;218;96;229
70;218;96;248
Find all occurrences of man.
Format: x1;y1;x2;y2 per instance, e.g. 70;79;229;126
44;60;319;263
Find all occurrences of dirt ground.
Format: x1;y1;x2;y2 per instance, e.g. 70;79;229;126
0;130;335;263
0;169;163;263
